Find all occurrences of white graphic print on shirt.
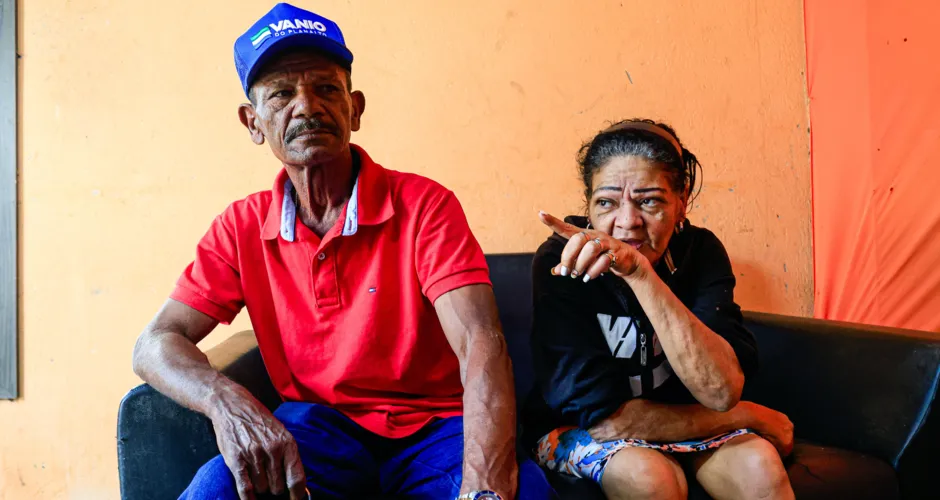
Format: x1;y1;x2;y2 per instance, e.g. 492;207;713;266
596;314;672;397
596;314;637;359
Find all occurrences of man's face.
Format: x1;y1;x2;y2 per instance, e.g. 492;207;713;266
239;51;364;166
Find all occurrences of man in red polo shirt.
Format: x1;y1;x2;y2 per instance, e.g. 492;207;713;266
132;4;555;500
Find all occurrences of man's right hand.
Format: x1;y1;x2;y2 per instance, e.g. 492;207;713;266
208;383;307;500
739;401;795;457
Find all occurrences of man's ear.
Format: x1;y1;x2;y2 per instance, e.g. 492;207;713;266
350;90;366;132
238;103;265;145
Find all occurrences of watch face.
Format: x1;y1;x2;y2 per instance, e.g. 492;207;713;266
472;493;502;500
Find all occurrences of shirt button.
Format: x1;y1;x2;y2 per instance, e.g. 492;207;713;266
317;252;326;261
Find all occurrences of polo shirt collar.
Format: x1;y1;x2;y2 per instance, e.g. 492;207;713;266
261;144;394;241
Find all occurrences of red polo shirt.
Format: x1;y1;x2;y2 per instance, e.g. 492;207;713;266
170;145;491;438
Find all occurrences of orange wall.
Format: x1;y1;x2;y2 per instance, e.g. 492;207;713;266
1;1;811;498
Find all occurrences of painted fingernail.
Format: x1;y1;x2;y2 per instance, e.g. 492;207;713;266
583;274;591;283
559;266;569;277
570;270;579;278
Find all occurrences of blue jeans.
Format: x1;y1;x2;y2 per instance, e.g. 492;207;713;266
181;402;557;499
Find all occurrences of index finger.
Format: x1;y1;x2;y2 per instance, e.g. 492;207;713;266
538;211;580;239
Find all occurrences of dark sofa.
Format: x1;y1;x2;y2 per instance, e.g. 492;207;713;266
118;254;940;499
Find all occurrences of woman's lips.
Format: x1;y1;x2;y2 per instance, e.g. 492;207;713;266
622;239;645;249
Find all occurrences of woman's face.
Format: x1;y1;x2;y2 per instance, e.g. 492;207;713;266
588;155;687;265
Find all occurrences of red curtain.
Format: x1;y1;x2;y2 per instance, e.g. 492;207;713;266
806;0;940;332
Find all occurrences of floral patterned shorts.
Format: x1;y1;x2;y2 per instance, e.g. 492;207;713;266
535;426;755;483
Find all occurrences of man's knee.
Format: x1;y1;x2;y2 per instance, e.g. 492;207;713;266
602;448;686;499
179;455;238;500
731;436;791;497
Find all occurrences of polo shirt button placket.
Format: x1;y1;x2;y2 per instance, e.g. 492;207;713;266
314;249;339;307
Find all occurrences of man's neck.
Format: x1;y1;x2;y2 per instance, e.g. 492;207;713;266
285;148;358;238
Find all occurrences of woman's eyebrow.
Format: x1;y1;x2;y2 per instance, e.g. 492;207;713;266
592;186;623;195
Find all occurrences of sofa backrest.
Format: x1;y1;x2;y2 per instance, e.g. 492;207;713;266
484;253;940;469
486;253;538;409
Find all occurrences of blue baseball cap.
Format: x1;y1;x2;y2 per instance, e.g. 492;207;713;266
234;3;354;97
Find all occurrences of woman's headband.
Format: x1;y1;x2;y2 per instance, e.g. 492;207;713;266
601;122;683;160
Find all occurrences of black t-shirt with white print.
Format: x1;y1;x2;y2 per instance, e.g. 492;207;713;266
522;216;759;446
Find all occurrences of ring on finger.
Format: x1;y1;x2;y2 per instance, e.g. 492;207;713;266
605;251;617;267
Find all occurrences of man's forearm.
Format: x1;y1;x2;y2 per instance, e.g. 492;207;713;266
460;329;518;499
589;398;753;443
132;329;248;419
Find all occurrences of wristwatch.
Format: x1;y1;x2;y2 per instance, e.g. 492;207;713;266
457;491;504;500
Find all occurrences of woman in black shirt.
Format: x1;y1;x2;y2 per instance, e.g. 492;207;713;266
528;119;794;500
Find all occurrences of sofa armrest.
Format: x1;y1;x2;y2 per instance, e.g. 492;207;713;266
742;311;940;467
117;384;216;500
117;330;276;500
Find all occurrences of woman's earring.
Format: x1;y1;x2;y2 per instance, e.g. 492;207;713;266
586;221;593;230
675;219;685;234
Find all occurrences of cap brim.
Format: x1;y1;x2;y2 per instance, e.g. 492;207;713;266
245;34;353;95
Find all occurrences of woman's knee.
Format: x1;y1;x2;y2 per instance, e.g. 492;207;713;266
730;436;791;498
601;448;687;500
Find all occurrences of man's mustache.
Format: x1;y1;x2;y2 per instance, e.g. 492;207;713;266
285;119;339;143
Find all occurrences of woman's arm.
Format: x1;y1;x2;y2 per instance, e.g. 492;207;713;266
623;265;744;410
590;398;750;442
589;399;794;456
